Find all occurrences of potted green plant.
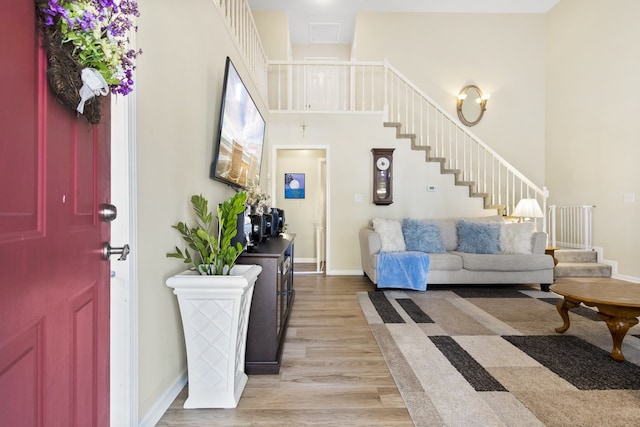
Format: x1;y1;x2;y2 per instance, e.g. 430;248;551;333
165;192;262;409
167;192;247;275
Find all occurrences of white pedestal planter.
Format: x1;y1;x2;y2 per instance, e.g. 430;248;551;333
166;264;262;408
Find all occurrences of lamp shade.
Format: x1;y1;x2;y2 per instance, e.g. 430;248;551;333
513;198;544;219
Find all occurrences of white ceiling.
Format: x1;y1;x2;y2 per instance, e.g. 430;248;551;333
248;0;560;45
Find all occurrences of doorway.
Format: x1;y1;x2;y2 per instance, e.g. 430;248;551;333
272;147;329;274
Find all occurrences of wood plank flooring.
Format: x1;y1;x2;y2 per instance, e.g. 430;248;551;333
156;273;413;426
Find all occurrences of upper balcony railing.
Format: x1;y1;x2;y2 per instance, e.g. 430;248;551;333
267;59;548;226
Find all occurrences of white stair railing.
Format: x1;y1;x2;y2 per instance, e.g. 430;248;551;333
267;59;548;224
547;205;595;250
212;0;268;99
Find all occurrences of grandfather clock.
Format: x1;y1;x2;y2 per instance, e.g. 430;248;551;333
371;148;394;205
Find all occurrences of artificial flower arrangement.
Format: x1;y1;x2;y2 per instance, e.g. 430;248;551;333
37;0;142;123
245;185;271;215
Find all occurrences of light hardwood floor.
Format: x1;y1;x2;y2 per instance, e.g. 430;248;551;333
156;272;413;426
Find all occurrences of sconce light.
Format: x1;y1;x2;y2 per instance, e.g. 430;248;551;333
513;198;544;223
456;85;490;127
477;93;491;105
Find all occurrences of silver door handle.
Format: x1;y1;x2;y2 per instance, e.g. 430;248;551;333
103;242;130;261
99;203;118;222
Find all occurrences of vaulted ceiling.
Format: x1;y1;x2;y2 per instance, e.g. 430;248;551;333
247;0;560;45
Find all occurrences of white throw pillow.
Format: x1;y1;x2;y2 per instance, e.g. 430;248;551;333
500;222;535;254
372;218;406;252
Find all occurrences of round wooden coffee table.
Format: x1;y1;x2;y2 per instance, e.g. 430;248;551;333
550;282;640;361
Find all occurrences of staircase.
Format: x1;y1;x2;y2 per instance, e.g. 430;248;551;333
383;122;505;214
554;250;612;278
267;59;549;226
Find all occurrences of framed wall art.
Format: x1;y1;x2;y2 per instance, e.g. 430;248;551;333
284;173;305;199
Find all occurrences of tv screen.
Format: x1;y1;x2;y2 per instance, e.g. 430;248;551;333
210;57;266;189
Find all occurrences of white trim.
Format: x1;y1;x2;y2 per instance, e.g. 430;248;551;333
600;254;640;283
109;20;139;420
110;90;139;425
326;270;366;276
612;273;640;284
138;372;187;427
316;157;326;273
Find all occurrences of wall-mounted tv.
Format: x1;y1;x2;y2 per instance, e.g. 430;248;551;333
210;57;266;189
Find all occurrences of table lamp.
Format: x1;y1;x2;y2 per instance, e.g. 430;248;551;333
513;198;544;223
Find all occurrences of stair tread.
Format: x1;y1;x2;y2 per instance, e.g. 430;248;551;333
555;250;598;263
555;262;612;278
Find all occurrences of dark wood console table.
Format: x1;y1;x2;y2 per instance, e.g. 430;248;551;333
237;233;295;374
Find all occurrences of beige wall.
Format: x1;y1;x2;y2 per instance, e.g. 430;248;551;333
135;0;268;418
266;113;491;273
546;0;640;279
353;12;547;186
252;10;290;59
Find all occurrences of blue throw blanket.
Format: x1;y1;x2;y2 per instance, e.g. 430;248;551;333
377;251;430;291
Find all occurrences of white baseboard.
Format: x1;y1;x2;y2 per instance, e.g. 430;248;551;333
138;370;187;427
593;246;640;283
295;257;316;263
326;269;365;276
613;273;640;284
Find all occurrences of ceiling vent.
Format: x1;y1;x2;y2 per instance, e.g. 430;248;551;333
308;23;341;44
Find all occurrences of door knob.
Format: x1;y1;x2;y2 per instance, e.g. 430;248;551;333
103;242;130;261
99;203;118;222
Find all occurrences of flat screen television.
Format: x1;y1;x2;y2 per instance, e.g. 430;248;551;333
210;57;266;189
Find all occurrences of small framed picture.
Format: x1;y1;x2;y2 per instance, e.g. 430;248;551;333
284;173;305;199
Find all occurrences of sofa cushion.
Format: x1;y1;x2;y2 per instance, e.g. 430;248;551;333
372;218;406;252
427;253;464;271
402;219;446;253
456;220;501;254
422;216;504;251
454;252;554;271
500;222;535;254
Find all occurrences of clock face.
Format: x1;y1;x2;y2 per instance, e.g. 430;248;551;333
376;157;390;171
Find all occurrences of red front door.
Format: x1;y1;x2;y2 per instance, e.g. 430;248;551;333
0;1;111;426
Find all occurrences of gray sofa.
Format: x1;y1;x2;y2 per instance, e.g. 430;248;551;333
359;217;555;291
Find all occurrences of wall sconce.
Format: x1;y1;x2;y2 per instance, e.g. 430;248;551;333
456;85;490;127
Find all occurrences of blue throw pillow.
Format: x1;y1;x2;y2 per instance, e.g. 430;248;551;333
457;220;501;254
402;219;447;253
